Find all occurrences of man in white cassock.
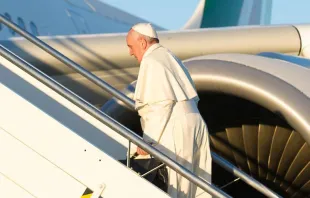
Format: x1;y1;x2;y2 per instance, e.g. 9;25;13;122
126;23;212;198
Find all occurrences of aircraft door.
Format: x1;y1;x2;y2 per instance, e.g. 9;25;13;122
66;9;90;34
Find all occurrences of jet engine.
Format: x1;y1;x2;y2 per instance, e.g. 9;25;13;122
101;53;310;197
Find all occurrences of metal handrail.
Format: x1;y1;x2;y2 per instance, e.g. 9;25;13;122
0;15;282;198
0;45;230;198
212;153;282;198
0;15;135;110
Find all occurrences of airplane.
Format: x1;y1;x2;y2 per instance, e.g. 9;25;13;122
0;0;309;197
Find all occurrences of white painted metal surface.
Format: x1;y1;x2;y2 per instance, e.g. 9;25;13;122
0;127;86;198
185;53;310;98
0;0;163;40
0;55;130;159
0;172;35;198
294;25;310;58
182;0;205;29
0;56;169;197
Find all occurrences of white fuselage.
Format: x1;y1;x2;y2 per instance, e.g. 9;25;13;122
0;0;163;40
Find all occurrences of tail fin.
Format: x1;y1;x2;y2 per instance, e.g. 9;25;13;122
183;0;273;29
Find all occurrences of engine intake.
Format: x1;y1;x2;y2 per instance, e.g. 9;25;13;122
101;55;310;197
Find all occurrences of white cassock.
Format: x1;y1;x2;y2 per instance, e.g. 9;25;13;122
134;43;212;198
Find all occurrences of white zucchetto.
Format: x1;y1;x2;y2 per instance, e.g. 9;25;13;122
132;23;158;39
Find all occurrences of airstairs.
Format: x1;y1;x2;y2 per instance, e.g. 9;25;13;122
0;15;283;198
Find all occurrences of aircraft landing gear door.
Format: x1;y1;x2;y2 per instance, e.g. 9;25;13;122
66;9;90;34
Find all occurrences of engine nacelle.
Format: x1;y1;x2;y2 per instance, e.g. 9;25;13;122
101;53;310;197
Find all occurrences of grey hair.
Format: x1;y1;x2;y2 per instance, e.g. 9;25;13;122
136;31;159;43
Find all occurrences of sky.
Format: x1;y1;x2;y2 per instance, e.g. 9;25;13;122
101;0;310;30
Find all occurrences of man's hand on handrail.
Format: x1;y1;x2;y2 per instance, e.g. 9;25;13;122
137;147;149;155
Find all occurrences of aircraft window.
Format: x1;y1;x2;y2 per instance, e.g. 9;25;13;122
4;12;15;35
17;17;26;30
29;21;39;36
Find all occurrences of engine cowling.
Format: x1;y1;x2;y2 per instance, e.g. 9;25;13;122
101;54;310;197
